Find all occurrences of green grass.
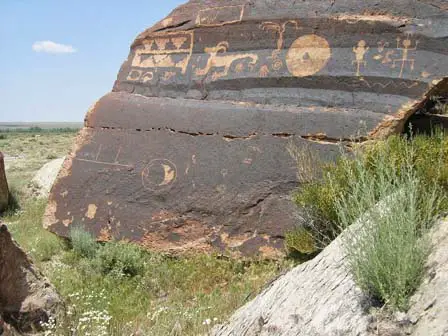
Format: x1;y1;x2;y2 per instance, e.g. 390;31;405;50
0;131;77;191
1;130;292;335
290;132;447;310
6;203;289;335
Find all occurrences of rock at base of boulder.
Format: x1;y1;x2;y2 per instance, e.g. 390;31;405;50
0;153;9;213
0;223;64;334
212;223;372;336
408;218;448;336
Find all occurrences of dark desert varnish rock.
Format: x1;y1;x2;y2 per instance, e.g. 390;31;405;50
44;0;448;258
0;224;63;333
0;153;9;213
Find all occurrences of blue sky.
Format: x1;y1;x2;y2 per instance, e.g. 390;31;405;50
0;0;185;122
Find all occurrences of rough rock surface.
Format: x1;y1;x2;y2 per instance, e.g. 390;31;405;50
408;218;448;336
30;157;65;198
213;217;448;336
0;153;9;213
212;223;372;336
0;223;63;334
44;0;448;257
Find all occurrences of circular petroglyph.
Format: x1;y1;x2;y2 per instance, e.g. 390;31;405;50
142;159;177;191
286;35;331;77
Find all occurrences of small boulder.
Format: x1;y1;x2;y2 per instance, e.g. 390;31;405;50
30;157;65;198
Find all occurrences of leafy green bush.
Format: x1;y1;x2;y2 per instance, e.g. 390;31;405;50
335;144;443;310
69;226;98;258
94;242;147;277
291;132;447;310
284;227;318;259
293;132;448;236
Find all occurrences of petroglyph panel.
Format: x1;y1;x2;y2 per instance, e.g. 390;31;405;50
128;31;194;81
196;5;245;27
50;0;448;257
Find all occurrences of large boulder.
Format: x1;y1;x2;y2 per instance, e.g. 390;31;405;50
44;0;448;257
0;153;9;213
0;224;64;334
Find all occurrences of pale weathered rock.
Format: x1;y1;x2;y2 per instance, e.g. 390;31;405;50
212;224;372;336
44;0;448;257
30;157;65;197
0;223;64;333
408;218;448;336
0;153;9;213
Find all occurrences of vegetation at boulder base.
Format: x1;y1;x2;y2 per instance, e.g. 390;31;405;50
0;130;293;335
289;131;447;310
2;124;448;332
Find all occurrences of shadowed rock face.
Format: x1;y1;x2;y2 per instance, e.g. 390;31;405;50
44;0;448;258
0;153;9;213
0;224;63;334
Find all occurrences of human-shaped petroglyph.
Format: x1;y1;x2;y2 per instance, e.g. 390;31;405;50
352;40;369;76
195;41;258;80
260;20;299;70
392;35;419;78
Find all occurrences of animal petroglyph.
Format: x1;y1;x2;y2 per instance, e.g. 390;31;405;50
353;40;369;76
196;5;245;27
286;34;331;77
195;42;258;80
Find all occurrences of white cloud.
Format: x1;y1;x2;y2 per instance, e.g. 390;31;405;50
32;40;77;54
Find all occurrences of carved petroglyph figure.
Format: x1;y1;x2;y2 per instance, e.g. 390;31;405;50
162;71;176;81
261;20;299;70
392;35;419;78
130;31;194;76
142;159;177;192
126;70;154;83
75;144;132;169
196;5;245;27
352;40;369;76
286;35;331;77
373;40;396;69
195;41;258;80
259;64;270;77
